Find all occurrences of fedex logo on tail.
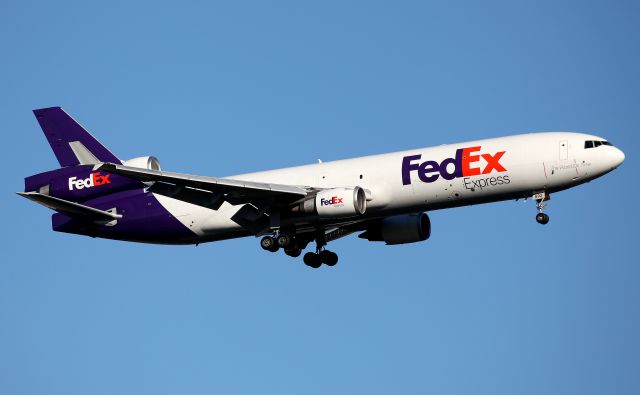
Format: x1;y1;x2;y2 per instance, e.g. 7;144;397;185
402;146;506;185
68;172;111;190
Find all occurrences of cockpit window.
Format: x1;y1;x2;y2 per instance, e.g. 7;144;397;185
584;140;613;149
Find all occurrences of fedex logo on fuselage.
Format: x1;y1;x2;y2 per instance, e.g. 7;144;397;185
320;196;344;206
402;146;506;185
68;172;111;191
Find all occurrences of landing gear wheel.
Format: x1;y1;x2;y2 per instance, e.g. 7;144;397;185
303;252;322;268
536;212;550;225
285;247;302;258
276;234;293;248
260;236;279;252
533;192;550;226
318;250;338;266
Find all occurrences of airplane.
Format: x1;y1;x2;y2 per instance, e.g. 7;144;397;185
19;107;625;268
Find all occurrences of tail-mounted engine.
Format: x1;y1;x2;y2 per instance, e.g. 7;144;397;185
121;156;161;171
290;187;367;218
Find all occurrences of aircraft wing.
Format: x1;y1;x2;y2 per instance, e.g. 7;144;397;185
95;162;309;210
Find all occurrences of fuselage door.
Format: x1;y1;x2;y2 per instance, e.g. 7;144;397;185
559;140;568;161
545;139;580;186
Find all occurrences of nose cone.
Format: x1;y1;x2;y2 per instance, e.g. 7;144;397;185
610;147;625;168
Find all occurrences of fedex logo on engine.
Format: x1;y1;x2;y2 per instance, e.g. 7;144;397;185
402;146;506;185
320;196;344;206
68;172;111;191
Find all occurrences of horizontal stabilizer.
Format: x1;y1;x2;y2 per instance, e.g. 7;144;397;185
17;192;122;221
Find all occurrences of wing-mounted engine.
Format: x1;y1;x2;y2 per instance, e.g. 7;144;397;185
359;212;431;245
121;156;161;171
290;187;367;218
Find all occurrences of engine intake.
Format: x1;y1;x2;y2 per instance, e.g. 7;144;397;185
291;187;367;218
360;212;431;245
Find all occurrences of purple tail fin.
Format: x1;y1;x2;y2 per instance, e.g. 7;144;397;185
33;107;121;167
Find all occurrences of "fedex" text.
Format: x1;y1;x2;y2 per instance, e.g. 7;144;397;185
68;172;111;191
402;146;506;185
320;196;344;206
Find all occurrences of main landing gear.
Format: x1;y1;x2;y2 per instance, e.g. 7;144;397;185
533;192;550;225
303;249;338;268
260;233;294;251
260;233;301;256
260;231;340;269
260;235;279;252
301;230;339;268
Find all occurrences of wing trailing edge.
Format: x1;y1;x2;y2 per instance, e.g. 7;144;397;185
94;162;309;208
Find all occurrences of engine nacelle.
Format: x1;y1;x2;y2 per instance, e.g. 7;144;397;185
360;212;431;245
291;187;367;218
121;156;161;171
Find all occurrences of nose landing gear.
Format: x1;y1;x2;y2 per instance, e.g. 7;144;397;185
536;212;550;225
533;192;550;225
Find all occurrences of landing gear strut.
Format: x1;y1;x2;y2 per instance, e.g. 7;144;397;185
534;192;550;225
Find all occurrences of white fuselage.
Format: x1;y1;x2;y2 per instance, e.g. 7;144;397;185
153;132;624;240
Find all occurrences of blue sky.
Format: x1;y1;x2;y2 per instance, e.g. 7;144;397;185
1;1;639;394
